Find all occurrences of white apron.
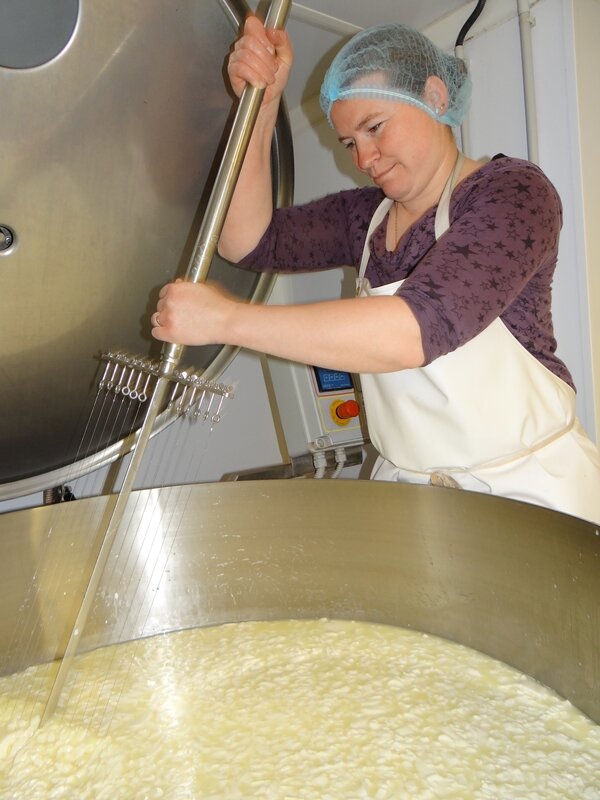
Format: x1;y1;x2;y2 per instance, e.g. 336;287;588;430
357;154;600;525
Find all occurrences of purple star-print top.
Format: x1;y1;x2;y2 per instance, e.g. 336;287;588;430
236;155;574;389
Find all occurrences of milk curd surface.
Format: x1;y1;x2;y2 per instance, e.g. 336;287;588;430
0;618;599;799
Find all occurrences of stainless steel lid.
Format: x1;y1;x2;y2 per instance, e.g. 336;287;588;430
0;0;293;497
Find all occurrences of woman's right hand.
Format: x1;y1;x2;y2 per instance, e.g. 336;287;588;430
227;15;293;109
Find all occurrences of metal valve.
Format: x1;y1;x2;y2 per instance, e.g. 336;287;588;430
0;226;15;252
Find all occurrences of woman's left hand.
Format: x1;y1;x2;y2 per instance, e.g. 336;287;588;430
151;280;237;346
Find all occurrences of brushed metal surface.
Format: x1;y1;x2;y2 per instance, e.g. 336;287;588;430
0;0;293;492
0;480;598;723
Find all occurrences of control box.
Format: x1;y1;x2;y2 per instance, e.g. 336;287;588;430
265;356;366;457
264;271;368;458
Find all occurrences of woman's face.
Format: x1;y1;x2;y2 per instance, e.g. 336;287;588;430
330;96;451;206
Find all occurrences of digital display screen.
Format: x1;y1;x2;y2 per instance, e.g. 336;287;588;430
312;366;353;393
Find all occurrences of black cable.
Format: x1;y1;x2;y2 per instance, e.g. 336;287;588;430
455;0;488;47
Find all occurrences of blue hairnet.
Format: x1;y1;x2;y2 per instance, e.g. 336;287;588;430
320;23;471;128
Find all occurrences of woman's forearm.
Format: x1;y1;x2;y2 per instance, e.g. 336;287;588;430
153;282;425;374
217;104;279;263
217;17;293;263
229;295;425;372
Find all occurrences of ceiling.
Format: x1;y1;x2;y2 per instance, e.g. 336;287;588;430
252;0;472;109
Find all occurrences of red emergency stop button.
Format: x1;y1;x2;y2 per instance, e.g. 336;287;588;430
335;399;360;420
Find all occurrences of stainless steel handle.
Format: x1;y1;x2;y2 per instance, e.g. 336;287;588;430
39;0;292;727
161;0;292;372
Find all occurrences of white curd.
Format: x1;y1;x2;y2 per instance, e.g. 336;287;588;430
0;619;599;799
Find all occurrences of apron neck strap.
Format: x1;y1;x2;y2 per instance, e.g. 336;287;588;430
357;150;465;289
357;197;394;286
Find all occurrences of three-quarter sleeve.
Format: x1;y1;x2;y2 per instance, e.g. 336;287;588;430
397;158;567;383
235;187;382;273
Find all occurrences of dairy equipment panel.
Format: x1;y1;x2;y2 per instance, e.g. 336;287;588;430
264;270;368;470
267;358;365;457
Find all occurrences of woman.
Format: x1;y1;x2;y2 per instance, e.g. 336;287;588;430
152;18;600;524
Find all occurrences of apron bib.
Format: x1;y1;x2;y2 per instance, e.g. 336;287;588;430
357;153;600;524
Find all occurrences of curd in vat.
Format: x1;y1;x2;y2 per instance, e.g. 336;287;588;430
1;619;599;799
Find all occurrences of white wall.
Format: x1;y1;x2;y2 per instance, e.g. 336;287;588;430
571;0;600;438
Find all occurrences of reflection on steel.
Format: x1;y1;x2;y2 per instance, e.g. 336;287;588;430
99;350;233;421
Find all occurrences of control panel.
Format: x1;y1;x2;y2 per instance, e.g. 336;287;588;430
264;270;368;460
309;366;363;448
266;357;366;457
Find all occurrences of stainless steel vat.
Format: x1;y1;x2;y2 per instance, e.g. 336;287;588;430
0;0;293;496
0;480;598;724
